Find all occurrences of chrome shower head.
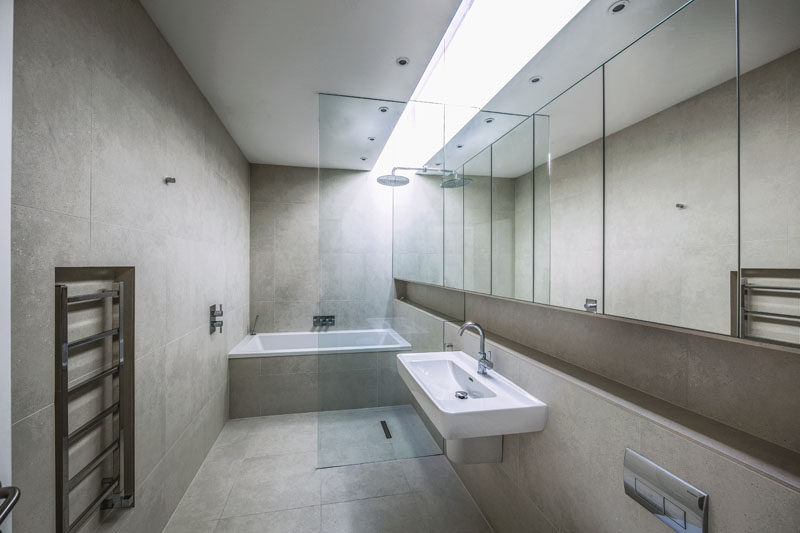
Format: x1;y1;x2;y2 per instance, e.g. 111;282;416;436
440;175;472;188
377;173;409;187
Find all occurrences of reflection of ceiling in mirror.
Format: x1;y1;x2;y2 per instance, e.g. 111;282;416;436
424;111;527;172
319;94;406;171
491;117;533;178
475;0;800;166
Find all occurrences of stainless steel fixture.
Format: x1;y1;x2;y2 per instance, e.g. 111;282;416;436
210;304;223;334
55;282;134;532
584;298;598;313
623;448;708;532
0;484;20;526
376;166;459;188
458;321;493;374
250;314;260;335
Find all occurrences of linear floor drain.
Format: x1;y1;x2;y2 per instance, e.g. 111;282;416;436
380;420;392;439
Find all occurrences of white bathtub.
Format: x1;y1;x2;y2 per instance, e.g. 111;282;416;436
228;328;411;358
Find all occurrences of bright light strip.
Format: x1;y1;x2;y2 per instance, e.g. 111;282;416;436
373;0;590;177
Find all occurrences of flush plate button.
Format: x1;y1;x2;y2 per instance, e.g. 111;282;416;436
665;498;687;529
623;448;707;532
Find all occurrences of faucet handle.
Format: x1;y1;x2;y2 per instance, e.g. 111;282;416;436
480;351;493;368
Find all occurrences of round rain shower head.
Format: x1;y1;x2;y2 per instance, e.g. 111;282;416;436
440;176;473;189
377;174;409;187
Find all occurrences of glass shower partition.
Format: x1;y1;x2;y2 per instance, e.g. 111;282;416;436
316;94;445;468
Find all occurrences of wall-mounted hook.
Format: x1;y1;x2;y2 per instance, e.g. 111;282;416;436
164;176;176;185
675;203;686;209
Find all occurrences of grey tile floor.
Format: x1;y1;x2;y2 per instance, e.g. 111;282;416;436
163;411;492;533
318;405;442;468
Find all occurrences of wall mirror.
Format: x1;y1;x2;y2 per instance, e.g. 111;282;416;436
604;0;737;334
491;116;533;301
462;146;492;294
737;0;800;346
538;68;604;312
387;0;800;348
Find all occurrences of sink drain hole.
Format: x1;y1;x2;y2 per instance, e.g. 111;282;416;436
380;420;392;439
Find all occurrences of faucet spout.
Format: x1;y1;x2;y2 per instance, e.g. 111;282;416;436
458;321;493;374
251;314;260;335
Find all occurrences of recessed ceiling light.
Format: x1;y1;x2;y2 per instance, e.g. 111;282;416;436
379;106;389;113
368;136;375;141
360;156;367;161
528;75;543;84
485;117;494;124
396;57;410;66
608;0;628;14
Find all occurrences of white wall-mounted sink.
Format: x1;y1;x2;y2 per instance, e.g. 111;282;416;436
397;350;547;440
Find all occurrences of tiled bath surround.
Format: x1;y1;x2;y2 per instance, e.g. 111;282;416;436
394;291;800;532
228;352;413;419
11;1;249;531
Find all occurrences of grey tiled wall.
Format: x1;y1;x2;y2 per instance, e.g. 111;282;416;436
11;1;250;531
249;165;394;333
228;352;413;419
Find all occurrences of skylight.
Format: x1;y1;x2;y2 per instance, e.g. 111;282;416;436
373;0;591;177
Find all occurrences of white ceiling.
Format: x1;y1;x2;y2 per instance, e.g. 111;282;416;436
140;0;462;167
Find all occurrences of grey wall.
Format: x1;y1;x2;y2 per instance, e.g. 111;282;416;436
11;1;250;532
250;164;319;332
249;165;394;332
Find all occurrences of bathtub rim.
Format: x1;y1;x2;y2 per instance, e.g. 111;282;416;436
227;328;412;358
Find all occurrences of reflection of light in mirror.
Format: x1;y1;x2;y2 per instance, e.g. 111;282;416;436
373;0;589;180
419;0;591;109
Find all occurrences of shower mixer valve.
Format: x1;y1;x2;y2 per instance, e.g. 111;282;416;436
210;304;224;334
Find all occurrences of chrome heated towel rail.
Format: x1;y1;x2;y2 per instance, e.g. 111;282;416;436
55;282;134;532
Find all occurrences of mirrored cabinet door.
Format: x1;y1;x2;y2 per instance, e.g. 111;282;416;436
537;68;604;312
604;0;737;334
533;114;551;305
738;0;800;346
463;146;492;294
444;166;464;290
491;116;533;301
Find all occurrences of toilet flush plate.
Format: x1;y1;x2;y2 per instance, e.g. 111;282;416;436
623;448;708;533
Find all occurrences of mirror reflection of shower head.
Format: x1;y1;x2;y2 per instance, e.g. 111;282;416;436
440;174;472;189
376;166;461;187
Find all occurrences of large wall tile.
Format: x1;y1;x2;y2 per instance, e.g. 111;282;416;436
135;348;166;485
11;205;90;422
12;0;93;218
11;404;56;533
686;335;800;452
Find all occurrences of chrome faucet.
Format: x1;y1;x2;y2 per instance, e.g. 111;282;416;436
458;321;493;374
251;314;260;335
